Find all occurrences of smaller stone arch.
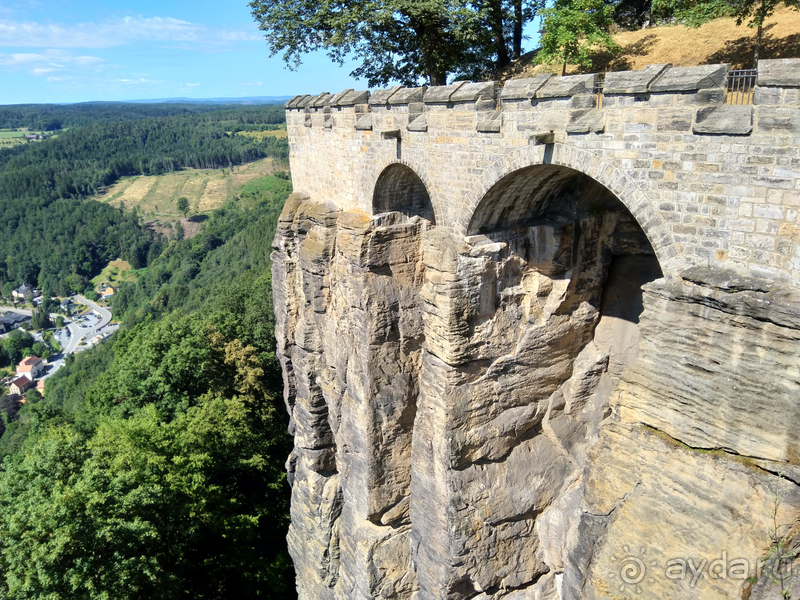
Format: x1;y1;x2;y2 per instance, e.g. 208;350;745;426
373;163;436;224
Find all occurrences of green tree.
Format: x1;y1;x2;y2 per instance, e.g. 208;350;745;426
177;196;190;218
536;0;620;75
56;315;65;328
249;0;543;86
30;307;52;330
651;0;800;66
31;341;50;360
0;311;294;598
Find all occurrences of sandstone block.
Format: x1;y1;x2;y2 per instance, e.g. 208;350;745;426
537;73;597;98
693;105;754;135
758;58;800;88
650;64;728;92
603;63;671;94
500;74;554;100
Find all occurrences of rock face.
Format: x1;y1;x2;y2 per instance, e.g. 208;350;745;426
273;172;800;599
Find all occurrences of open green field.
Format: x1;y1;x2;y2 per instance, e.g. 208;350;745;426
0;129;49;148
94;157;282;221
237;128;288;140
91;258;138;289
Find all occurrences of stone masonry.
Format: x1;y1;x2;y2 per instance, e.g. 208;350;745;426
274;59;800;600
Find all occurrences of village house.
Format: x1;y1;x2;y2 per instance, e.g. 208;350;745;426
17;356;45;379
0;312;30;334
100;286;115;299
8;375;32;396
11;284;40;301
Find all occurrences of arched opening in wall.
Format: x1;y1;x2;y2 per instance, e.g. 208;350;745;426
447;165;664;598
467;164;663;326
373;163;435;224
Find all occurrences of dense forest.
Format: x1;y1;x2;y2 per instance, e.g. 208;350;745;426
0;105;289;296
0;103;297;597
0;102;284;132
0;106;288;201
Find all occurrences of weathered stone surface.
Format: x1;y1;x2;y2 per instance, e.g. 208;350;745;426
276;186;800;600
566;108;605;133
354;113;373;131
451;81;496;103
650;64;728;92
753;85;782;105
537;73;597;98
758;58;800;88
370;86;402;105
693;105;753;134
603;63;671;94
279;61;800;600
389;87;426;105
617;269;800;463
328;89;353;106
337;89;370;106
499;74;554;100
407;114;428;132
757;106;800;133
423;81;467;104
311;92;333;107
476;110;501;133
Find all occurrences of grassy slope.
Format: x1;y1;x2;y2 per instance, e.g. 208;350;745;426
507;4;800;78
93;157;280;222
91;259;137;289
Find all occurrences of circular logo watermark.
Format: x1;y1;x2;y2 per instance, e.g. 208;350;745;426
608;546;658;596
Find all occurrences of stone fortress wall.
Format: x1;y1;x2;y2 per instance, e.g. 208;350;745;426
285;59;800;282
274;60;800;600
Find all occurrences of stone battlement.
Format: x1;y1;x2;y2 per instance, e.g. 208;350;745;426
286;60;800;135
284;59;800;283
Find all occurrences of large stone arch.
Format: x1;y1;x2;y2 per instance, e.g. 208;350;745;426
367;156;441;225
459;143;681;278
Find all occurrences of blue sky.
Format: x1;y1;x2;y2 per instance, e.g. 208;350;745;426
0;0;367;104
0;0;540;105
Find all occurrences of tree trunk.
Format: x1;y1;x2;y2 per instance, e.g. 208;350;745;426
753;24;762;68
487;0;511;69
429;70;448;86
562;61;567;76
513;0;523;59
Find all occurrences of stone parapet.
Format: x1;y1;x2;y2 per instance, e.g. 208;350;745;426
284;59;800;284
286;61;800;138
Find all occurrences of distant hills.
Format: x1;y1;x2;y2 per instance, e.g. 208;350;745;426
124;95;294;105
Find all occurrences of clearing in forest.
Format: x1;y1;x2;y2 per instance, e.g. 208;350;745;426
94;157;279;221
91;259;137;288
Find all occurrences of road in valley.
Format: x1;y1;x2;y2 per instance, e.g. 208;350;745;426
1;296;116;381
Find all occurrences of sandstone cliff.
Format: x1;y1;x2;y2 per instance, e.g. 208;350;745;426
274;183;800;600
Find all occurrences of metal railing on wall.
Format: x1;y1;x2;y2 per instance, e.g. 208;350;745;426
726;69;757;105
594;78;604;109
583;68;756;109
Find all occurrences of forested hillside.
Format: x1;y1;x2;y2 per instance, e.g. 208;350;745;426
0;105;288;296
0;100;296;595
0;107;287;201
0;102;270;131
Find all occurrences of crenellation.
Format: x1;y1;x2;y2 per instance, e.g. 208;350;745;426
285;62;800;284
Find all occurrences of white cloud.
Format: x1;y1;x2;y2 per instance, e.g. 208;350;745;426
0;16;261;49
114;77;160;85
0;50;103;75
185;83;200;87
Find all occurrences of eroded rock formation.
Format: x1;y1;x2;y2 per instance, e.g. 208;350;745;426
273;169;800;599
